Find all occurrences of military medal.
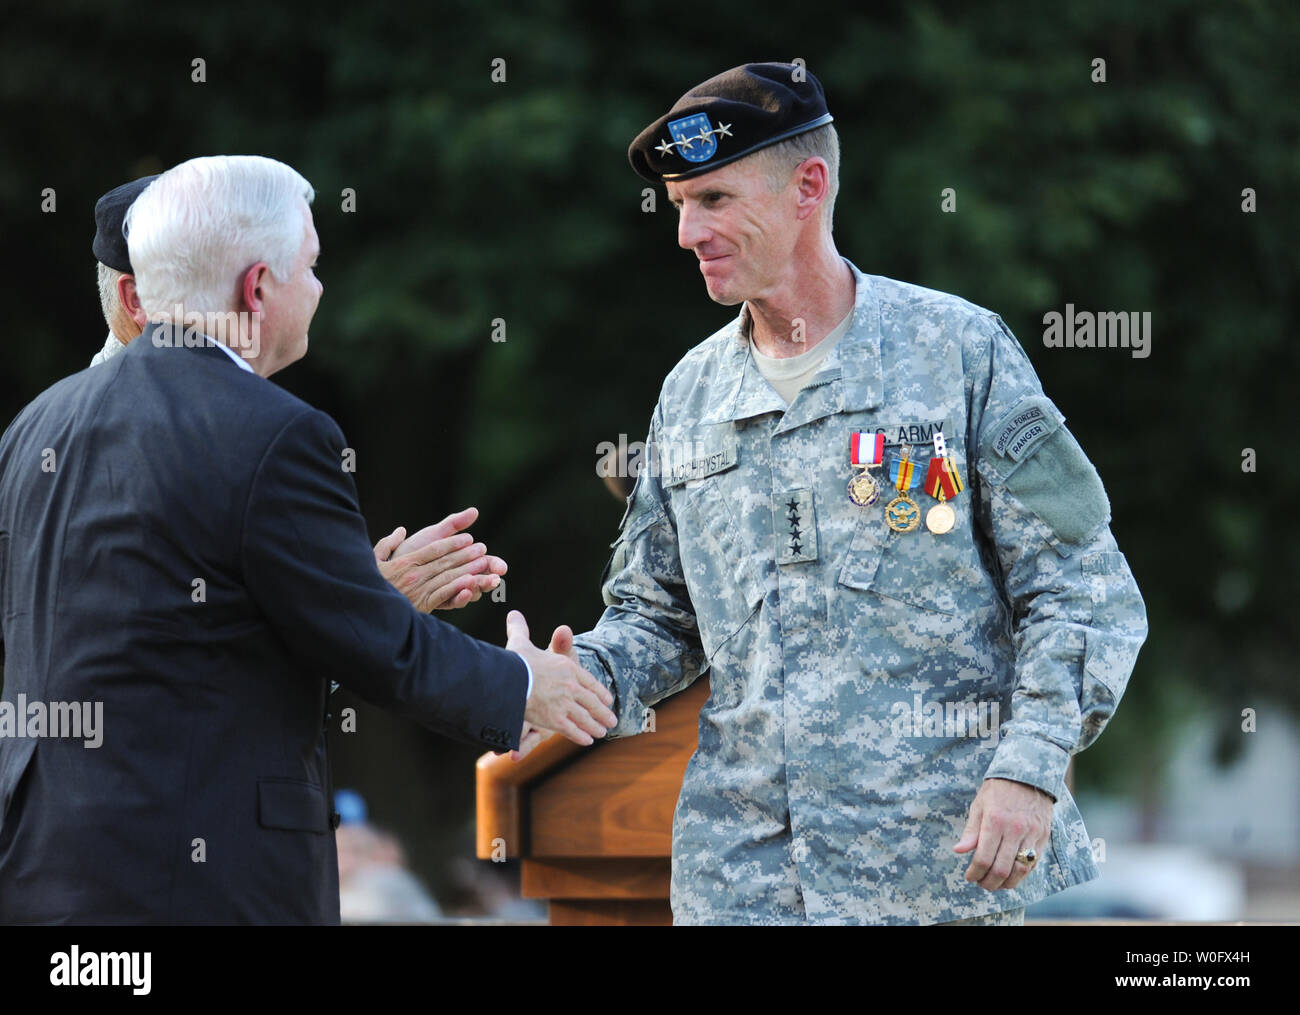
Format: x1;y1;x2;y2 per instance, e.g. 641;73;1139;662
847;431;885;506
925;500;956;534
885;444;922;533
922;431;964;535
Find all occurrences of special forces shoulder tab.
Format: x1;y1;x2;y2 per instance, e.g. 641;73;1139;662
980;395;1110;547
992;400;1057;461
981;395;1063;477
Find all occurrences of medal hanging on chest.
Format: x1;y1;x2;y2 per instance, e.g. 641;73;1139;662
847;431;884;506
922;431;964;534
885;444;922;533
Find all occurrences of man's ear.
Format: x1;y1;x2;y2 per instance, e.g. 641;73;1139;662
117;275;147;331
240;262;271;313
793;157;829;222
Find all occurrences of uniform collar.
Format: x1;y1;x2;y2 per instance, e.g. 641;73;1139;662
702;259;883;429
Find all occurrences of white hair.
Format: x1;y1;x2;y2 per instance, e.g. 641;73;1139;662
123;155;315;319
96;261;124;326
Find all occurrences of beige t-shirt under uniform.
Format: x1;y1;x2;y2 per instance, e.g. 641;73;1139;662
749;309;853;405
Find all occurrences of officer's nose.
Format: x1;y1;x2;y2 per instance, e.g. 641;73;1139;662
677;203;711;252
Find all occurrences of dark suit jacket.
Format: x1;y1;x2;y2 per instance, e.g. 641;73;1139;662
0;324;527;924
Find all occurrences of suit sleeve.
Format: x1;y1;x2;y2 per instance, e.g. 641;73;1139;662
572;404;707;738
240;407;528;752
963;313;1148;802
0;529;6;669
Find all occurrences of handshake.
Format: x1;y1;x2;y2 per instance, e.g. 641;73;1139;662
369;506;617;761
505;611;616;761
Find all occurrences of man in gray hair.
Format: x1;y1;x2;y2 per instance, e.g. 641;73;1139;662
88;172;501;612
0;154;616;924
89;175;154;367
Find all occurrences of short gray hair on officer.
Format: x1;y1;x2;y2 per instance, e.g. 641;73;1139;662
123;155;315;321
96;262;124;327
753;123;840;231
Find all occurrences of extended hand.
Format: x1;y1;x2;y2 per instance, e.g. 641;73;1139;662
505;611;616;748
509;624;579;761
373;507;508;612
953;777;1053;891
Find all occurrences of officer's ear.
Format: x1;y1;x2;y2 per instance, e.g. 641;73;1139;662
793;157;830;222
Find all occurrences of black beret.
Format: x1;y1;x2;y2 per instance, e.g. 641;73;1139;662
92;174;159;273
629;62;833;184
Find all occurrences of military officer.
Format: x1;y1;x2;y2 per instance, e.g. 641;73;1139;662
559;63;1148;924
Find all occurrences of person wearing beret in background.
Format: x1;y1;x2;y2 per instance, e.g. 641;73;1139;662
89;176;156;368
535;62;1147;924
87;173;507;613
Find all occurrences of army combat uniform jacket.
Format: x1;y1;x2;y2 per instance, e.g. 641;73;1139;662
573;261;1147;924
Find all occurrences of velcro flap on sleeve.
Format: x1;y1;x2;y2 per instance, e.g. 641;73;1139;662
981;397;1110;548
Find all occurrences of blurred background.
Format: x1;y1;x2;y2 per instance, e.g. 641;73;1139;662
1;0;1296;921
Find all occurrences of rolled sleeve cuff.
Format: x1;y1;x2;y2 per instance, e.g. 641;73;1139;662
983;733;1072;802
573;645;643;739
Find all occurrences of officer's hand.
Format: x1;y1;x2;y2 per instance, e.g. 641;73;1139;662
953;778;1053;891
547;622;580;663
374;507;508;611
506;611;616;747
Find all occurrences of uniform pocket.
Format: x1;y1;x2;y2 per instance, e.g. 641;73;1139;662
677;479;765;658
600;481;667;605
1075;551;1145;749
836;500;976;617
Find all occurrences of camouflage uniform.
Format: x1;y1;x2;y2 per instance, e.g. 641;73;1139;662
573;261;1147;924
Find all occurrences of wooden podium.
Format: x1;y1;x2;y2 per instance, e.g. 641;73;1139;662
476;679;708;926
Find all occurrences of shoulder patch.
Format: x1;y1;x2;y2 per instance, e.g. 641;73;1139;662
1003;427;1110;547
990;398;1059;462
981;397;1110;548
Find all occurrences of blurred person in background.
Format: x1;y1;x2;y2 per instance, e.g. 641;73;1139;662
334;790;442;924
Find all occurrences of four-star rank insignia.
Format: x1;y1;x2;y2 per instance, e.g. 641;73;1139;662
776;489;818;564
664;113;723;163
